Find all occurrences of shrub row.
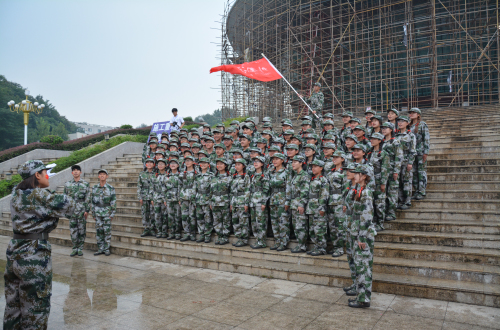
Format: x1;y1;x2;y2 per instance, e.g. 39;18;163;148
0;174;22;199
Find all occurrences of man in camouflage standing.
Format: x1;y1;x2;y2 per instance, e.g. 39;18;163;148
90;169;116;256
137;159;156;237
64;165;91;257
306;160;329;256
300;82;324;128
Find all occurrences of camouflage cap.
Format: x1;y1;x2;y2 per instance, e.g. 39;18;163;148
169;142;179;148
215;157;230;166
304;144;317;152
98;169;109;175
323;113;334;119
252;156;266;164
370;132;385;140
365;108;377;115
223;134;234;141
148;139;158;145
149;132;157;137
155;149;165;155
246;117;257;124
409;107;421;115
180;143;191;148
144;158;155;165
212;128;222;134
180;128;188;132
188;138;198;142
310;159;325;167
234;158;247;166
18;160;47;180
301;120;312;126
262;117;272;123
306;133;319;141
161;131;169;137
198;157;210;164
250;147;263;155
332;150;345;158
305;128;315;133
197;149;208;156
352;164;369;174
262;123;273;128
323;133;336;141
349;117;362;123
203;123;211;128
291;134;303;142
283;129;294;135
285;144;299;150
342;111;354;117
323;119;334;126
225;126;235;133
322;142;336;150
271;152;286;161
301;115;313;121
381;122;395;130
291;155;305;163
157;143;167;149
314;82;321;87
273;137;285;144
157;158;168;165
169;151;180;158
371;115;383;123
241;122;255;130
179;134;188;139
282;119;293;126
354;125;366;133
262;130;273;136
192;143;202;149
183;149;193;155
239;134;252;141
343;163;358;171
230;120;240;126
257;138;268;144
214;143;226;150
268;145;281;152
184;155;195;161
216;123;225;127
345;134;358;142
204;136;215;143
353;144;367;152
169;158;180;165
389;108;400;116
399;115;410;123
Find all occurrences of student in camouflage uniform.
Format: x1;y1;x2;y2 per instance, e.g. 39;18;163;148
339;111;353;145
381;122;403;221
306;160;329;255
409;108;430;200
249;156;270;249
300;82;324;127
348;165;375;309
342;163;358;295
4;160;76;330
137;159;156;237
387;108;400;128
269;153;290;251
396;116;417;209
152;159;168;238
210;158;233;245
367;132;390;231
90;169;116;256
326;151;346;257
179;155;197;241
165;159;182;239
286;155;310;253
194;158;214;243
64;164;90;256
230;159;251;247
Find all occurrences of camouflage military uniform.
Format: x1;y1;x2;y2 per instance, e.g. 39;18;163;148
64;178;90;254
285;164;310;252
152;171;168;237
230;172;251;245
367;147;390;229
194;170;214;242
179;169;197;240
268;166;289;249
165;171;182;239
209;171;232;244
344;180;358;289
137;169;156;235
326;167;346;256
90;183;116;253
249;171;270;247
305;90;324;127
396;129;417;206
5;161;76;330
306;169;329;254
382;136;403;219
410;121;430;197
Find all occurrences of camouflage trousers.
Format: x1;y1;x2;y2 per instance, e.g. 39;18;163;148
95;216;112;252
354;235;374;303
328;205;345;254
412;155;427;196
385;176;399;218
291;209;308;250
196;204;212;239
141;200;153;231
250;205;268;246
373;186;386;227
69;215;86;251
212;205;231;240
153;202;168;236
345;231;357;285
398;162;413;205
180;200;196;238
167;202;181;237
4;244;52;330
308;214;327;253
269;205;289;247
232;207;250;243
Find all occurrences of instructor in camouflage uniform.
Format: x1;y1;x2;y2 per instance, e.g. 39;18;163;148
90;169;116;256
64;164;91;257
4;160;75;329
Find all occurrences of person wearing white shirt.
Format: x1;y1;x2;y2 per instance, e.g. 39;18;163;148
170;108;185;131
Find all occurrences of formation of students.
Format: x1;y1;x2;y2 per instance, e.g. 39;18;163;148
138;107;430;308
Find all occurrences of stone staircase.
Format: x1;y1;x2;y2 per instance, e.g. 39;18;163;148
0;157;59;180
1;104;499;307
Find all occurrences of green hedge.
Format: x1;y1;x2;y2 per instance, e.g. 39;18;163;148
40;135;64;145
51;135;147;173
0;174;22;199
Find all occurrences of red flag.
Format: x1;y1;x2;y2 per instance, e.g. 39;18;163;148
210;58;282;82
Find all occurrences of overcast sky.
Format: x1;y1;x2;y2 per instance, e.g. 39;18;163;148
0;0;225;127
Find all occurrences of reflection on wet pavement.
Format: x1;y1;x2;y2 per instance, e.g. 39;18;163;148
0;236;497;330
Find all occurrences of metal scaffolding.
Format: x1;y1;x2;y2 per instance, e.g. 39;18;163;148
216;0;499;121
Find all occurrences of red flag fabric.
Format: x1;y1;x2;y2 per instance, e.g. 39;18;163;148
210;58;282;82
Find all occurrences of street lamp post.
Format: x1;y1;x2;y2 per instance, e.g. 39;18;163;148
7;89;45;145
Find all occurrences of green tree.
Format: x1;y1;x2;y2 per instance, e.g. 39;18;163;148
52;122;69;140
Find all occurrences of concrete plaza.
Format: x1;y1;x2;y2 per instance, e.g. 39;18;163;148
0;236;497;330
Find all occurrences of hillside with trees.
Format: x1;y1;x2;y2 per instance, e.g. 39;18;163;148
0;75;78;151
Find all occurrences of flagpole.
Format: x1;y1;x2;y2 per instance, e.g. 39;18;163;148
261;53;320;120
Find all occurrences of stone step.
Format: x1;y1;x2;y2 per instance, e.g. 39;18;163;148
425;190;500;200
411;199;500;211
426;181;500;190
384;219;500;235
427;165;500;173
427;159;500;166
429;146;500;155
427;153;500;161
397;209;500;221
430;140;500;149
0;229;498;307
428;173;500;182
429;135;500;144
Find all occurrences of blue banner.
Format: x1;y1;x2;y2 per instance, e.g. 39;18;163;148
149;121;171;142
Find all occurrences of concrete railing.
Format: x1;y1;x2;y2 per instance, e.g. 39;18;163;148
0;141;144;213
0;149;71;174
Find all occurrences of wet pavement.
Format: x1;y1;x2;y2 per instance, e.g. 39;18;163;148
0;236;497;330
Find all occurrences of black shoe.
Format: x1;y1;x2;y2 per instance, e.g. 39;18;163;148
175;236;181;240
385;216;396;221
343;285;355;292
196;238;205;243
251;243;265;249
190;236;196;241
415;194;425;200
156;234;162;238
348;301;370;308
348;297;357;303
291;246;305;253
310;250;325;256
346;289;357;296
220;240;229;245
180;236;190;242
232;242;237;246
276;245;287;252
332;252;343;258
306;250;313;255
400;204;410;210
270;244;279;250
235;241;247;247
204;238;211;243
215;240;220;245
140;231;151;237
94;251;104;256
396;205;403;210
105;250;110;256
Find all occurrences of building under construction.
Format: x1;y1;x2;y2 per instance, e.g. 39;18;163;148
216;0;499;121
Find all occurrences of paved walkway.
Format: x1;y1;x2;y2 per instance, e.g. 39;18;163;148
0;236;497;330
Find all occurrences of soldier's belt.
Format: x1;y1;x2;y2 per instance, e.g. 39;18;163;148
213;191;229;196
13;233;49;240
309;193;319;199
272;188;286;193
95;203;111;207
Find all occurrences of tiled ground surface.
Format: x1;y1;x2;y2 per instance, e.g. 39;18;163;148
0;236;498;330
